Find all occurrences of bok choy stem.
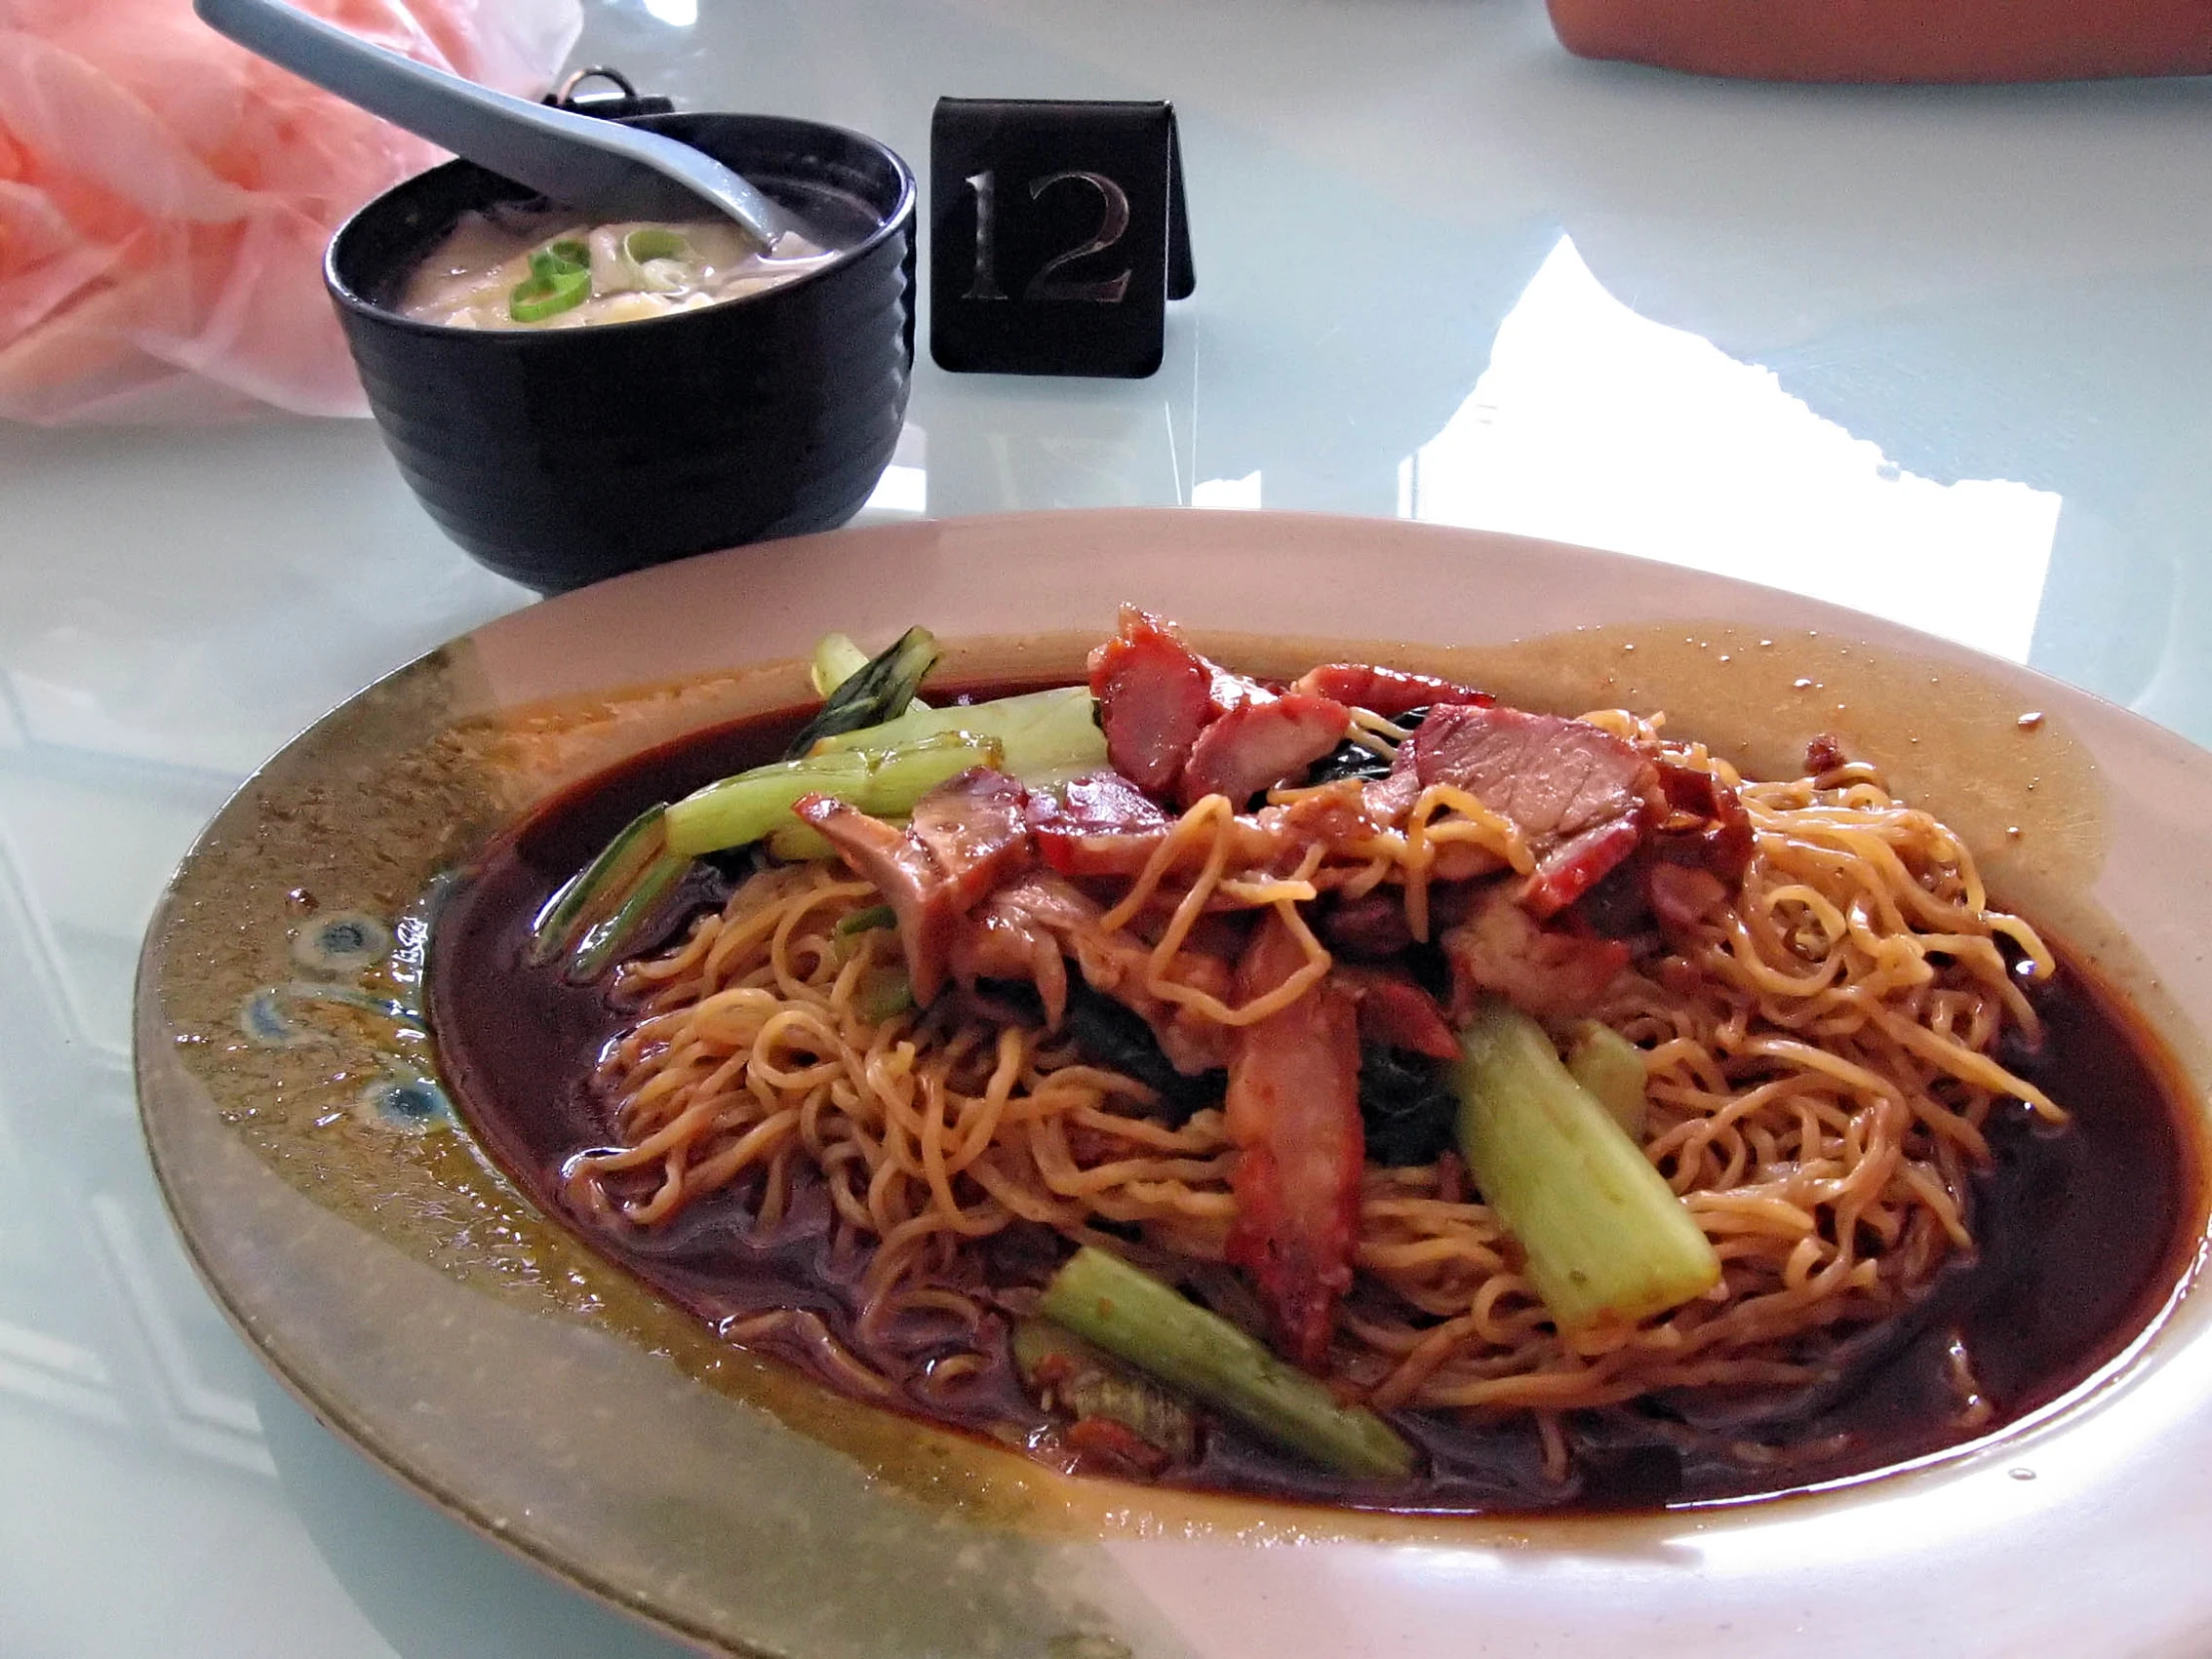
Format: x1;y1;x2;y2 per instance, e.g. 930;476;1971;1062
1453;1004;1719;1332
1038;1248;1413;1479
663;732;1002;857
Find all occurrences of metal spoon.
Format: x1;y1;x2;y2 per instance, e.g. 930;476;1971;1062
194;0;802;245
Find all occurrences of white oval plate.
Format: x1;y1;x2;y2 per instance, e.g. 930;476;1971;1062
139;510;2211;1659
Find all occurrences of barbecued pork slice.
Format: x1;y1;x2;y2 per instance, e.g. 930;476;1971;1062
944;870;1236;1074
1178;693;1352;810
1520;818;1647;919
1652;756;1756;886
1439;883;1630;1020
1331;962;1458;1059
1224;908;1364;1370
1087;608;1214;797
1089;607;1348;810
796;768;1032;1005
1289;662;1493;720
1027;770;1173;879
1410;704;1656;841
909;769;1034;908
1407;704;1660;913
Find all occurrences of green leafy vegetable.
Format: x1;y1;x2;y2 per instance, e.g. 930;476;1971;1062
1359;1043;1457;1166
565;844;691;983
1452;1003;1720;1332
786;626;940;756
1061;979;1223;1122
1038;1247;1414;1479
810;632;874;698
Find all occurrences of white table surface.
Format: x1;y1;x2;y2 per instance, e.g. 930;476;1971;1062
6;1;2212;1653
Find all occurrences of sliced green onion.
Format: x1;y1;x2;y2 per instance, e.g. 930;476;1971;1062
1453;1003;1720;1332
541;240;590;273
509;265;591;322
622;227;689;265
835;903;897;936
1038;1248;1413;1479
786;627;940;756
527;805;666;966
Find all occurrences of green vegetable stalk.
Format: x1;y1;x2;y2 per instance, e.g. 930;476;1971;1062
1563;1018;1649;1138
1011;1319;1199;1463
812;685;1107;783
1038;1248;1413;1479
663;731;1002;856
527;803;666;966
1453;1004;1720;1332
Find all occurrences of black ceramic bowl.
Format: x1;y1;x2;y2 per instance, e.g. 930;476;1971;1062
326;114;916;593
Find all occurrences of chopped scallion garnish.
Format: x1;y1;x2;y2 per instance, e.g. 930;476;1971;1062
622;227;689;265
510;240;593;322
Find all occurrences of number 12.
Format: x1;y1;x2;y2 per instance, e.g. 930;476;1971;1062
962;169;1134;304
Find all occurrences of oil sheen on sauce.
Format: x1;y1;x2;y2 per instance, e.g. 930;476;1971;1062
427;694;2203;1515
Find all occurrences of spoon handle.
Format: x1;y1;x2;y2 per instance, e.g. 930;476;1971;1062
194;0;793;242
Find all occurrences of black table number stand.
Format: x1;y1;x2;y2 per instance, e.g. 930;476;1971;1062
930;98;1195;379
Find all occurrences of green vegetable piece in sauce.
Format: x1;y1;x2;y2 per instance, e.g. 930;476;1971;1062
662;731;1000;857
527;804;666;966
1453;1003;1720;1332
566;843;692;983
813;685;1107;785
1012;1319;1200;1463
1038;1247;1414;1479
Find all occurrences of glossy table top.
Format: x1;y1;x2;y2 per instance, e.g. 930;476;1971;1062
7;2;2212;1653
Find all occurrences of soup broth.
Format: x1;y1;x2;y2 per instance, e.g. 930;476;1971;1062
398;208;837;329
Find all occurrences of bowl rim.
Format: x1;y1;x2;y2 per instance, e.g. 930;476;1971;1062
322;109;917;340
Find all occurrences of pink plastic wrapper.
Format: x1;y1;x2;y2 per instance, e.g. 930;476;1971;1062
0;0;581;423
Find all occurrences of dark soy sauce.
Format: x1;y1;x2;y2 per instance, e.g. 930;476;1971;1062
428;696;2204;1514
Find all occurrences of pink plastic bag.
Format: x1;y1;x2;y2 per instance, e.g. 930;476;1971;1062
0;0;581;422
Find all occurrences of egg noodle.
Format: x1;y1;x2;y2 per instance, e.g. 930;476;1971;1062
568;719;2057;1469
